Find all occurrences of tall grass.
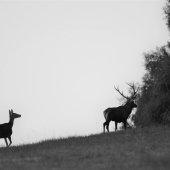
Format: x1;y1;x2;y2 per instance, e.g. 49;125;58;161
1;126;170;170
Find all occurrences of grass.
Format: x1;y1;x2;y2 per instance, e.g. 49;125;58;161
1;126;170;170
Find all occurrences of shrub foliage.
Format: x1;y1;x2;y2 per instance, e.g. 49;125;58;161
135;46;170;126
134;1;170;126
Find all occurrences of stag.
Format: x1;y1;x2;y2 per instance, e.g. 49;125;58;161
103;83;138;133
0;109;21;147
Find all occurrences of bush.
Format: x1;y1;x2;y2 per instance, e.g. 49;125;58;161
134;46;170;126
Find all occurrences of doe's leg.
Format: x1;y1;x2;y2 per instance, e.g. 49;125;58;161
8;136;12;147
4;138;8;147
103;122;106;133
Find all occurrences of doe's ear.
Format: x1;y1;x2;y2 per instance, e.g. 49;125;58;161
9;110;11;119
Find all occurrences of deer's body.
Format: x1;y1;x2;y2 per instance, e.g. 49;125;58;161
0;110;21;147
103;101;137;132
0;123;13;138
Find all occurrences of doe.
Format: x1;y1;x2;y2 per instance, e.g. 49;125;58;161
0;109;21;147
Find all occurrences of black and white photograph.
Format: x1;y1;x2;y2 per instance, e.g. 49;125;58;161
0;0;169;169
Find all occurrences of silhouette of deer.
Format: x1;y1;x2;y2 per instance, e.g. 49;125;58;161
0;109;21;147
103;83;138;133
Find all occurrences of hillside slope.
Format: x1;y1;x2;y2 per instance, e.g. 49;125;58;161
1;126;170;170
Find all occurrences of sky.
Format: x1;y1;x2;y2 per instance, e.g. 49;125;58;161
0;0;169;146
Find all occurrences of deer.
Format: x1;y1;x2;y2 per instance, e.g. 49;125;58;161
103;83;138;133
0;109;21;147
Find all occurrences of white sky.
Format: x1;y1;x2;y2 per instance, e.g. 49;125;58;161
0;0;169;146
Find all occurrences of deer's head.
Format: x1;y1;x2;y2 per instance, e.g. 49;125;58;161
9;109;21;120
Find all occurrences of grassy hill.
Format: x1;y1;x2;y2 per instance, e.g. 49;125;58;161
1;126;170;170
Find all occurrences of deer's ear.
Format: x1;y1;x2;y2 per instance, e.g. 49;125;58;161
9;110;11;119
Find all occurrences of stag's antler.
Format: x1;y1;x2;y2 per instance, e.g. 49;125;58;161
126;82;139;100
114;82;139;101
114;85;129;100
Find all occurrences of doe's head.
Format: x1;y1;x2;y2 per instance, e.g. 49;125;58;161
9;109;21;119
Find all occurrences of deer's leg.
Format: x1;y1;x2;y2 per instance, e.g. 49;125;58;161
103;122;106;133
4;138;8;147
115;122;118;131
103;122;107;133
103;121;110;133
106;122;110;132
8;136;12;147
124;121;127;130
